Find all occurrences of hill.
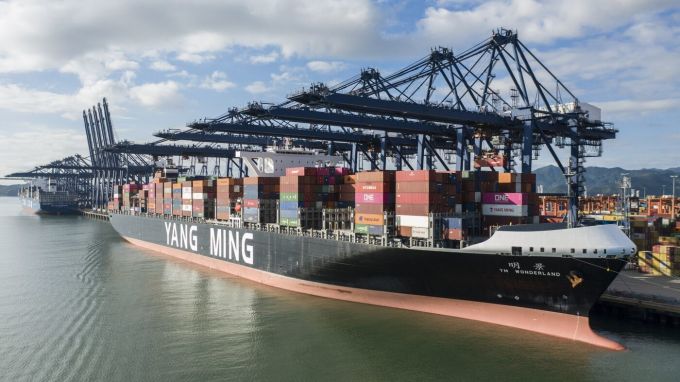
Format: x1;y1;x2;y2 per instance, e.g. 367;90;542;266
0;184;21;197
535;166;680;195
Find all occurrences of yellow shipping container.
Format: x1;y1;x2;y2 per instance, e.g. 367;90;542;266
659;236;679;245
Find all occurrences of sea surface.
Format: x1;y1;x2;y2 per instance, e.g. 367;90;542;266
1;196;679;381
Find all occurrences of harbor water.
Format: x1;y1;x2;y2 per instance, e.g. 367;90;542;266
1;197;679;381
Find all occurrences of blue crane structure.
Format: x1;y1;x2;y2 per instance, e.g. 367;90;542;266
6;29;617;221
176;28;616;222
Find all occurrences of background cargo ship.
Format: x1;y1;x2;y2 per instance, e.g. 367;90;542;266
19;180;78;215
108;165;636;350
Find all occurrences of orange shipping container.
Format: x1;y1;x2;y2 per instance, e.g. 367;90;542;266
217;177;243;186
343;175;357;184
354;213;385;225
497;172;515;183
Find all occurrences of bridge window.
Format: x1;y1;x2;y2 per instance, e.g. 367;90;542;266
540;247;544;252
604;249;607;254
571;248;575;254
582;249;587;254
594;249;598;254
552;248;556;253
529;247;534;252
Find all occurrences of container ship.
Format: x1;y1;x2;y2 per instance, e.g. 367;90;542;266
108;162;636;350
19;180;78;215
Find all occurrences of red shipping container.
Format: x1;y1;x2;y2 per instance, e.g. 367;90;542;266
286;167;318;176
444;229;464;241
339;184;356;193
395;192;443;204
243;199;260;208
279;175;316;185
316;167;331;176
395;182;446;193
355;203;388;214
244;176;279;185
398;226;413;237
396;170;444;182
396;203;449;215
338;192;356;202
356;171;395;183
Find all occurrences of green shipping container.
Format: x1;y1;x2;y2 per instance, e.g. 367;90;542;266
279;217;300;227
280;192;302;202
354;224;369;234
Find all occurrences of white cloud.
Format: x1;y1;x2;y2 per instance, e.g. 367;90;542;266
250;51;280;64
244;81;271;94
306;60;346;73
593;98;680;117
417;0;675;46
0;0;385;75
129;81;182;107
149;60;177;71
176;52;215;64
0;126;87;177
201;71;236;92
0;78;130;119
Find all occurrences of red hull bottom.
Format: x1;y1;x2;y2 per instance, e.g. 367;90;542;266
123;236;624;350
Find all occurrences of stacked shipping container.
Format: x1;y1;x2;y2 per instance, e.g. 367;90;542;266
110;169;547;244
482;173;539;229
394;170;456;239
172;183;182;216
147;183;156;214
192;179;215;219
278;167;350;228
122;183;138;212
163;182;172;215
216;178;243;220
242;177;279;224
181;181;192;217
354;171;395;235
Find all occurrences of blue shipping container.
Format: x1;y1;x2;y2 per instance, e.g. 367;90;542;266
279;208;299;219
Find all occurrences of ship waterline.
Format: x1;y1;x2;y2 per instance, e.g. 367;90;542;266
110;213;628;350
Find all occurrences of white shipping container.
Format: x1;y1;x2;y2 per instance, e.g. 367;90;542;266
396;215;429;228
482;204;528;217
182;204;192;212
192;192;209;200
113;193;120;198
411;227;430;238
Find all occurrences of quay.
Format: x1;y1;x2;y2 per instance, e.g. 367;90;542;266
595;270;680;325
81;209;109;221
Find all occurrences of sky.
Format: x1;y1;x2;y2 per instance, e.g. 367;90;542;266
1;0;679;181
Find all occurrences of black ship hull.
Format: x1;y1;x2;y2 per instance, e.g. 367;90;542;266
20;196;78;215
109;213;626;349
